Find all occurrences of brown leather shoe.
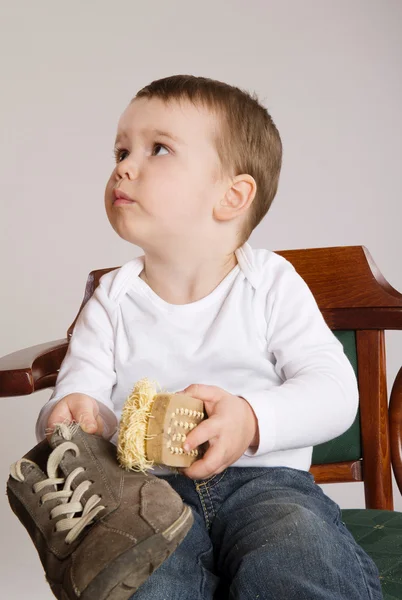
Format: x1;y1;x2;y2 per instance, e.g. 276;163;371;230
7;423;193;599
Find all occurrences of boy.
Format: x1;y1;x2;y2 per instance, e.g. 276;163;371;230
9;75;383;599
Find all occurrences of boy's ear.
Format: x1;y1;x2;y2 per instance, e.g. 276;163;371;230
213;174;257;222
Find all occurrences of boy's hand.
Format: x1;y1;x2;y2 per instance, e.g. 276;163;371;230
176;384;259;480
46;394;104;440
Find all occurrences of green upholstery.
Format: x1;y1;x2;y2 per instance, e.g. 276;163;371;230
341;510;402;600
312;330;361;464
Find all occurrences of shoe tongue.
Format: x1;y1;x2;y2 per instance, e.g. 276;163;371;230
50;422;81;449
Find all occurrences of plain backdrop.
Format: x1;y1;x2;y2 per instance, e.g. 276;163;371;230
1;1;401;597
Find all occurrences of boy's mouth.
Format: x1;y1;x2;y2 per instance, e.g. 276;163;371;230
113;189;136;205
114;199;136;206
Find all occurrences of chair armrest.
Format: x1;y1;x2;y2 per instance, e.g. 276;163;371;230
390;366;402;496
0;339;68;397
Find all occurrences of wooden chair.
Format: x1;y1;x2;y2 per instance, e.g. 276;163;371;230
1;245;402;599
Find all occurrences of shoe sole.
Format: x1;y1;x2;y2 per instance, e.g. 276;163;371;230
73;503;194;600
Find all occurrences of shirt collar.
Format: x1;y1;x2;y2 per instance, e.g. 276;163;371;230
235;242;261;289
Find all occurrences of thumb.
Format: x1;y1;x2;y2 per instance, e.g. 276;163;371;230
180;384;222;404
68;396;99;434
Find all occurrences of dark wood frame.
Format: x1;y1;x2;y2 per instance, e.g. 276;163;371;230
1;246;401;510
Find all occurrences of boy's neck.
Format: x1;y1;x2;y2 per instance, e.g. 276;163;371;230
139;249;238;305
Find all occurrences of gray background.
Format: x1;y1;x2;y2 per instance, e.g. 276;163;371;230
1;1;401;597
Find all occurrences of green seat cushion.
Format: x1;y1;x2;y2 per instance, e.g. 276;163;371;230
341;509;402;599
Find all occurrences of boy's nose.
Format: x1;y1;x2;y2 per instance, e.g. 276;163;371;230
115;158;139;181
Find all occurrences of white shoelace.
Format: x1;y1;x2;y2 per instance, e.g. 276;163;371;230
10;425;105;544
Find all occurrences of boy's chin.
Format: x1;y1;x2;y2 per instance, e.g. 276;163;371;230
110;224;164;253
108;221;143;247
107;218;187;253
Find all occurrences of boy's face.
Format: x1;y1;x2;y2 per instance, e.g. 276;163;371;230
105;97;227;251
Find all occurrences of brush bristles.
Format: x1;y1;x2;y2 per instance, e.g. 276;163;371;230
117;378;158;473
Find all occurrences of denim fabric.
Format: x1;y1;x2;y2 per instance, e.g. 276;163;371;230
131;466;383;599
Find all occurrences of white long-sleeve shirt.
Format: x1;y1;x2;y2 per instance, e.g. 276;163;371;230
35;242;359;476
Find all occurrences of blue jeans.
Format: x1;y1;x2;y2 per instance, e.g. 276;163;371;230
131;466;383;599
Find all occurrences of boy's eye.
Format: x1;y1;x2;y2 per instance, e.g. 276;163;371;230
152;143;169;156
113;142;169;163
114;148;128;163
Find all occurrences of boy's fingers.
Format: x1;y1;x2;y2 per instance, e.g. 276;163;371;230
46;402;73;440
68;397;98;433
95;414;104;435
183;418;217;453
183;442;226;480
46;396;104;441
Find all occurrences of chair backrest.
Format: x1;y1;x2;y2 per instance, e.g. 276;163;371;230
276;246;402;510
68;246;402;510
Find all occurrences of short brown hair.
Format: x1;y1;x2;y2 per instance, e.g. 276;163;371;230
135;75;282;245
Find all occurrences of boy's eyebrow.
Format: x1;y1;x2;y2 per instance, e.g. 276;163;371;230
114;128;185;146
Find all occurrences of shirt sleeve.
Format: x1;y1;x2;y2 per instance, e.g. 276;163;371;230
35;280;118;442
242;262;359;457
